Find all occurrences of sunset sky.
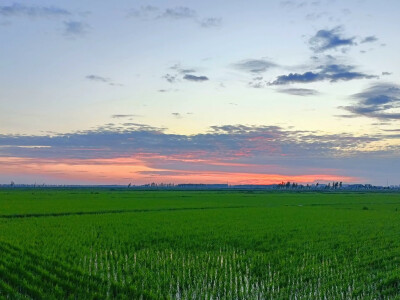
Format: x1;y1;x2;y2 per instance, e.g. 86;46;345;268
1;0;400;185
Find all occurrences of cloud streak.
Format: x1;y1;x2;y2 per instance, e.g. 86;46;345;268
341;83;400;120
361;36;378;44
160;7;196;19
0;3;71;18
129;6;221;28
277;88;320;96
111;115;138;119
269;64;377;85
86;75;122;86
234;59;277;73
183;74;209;82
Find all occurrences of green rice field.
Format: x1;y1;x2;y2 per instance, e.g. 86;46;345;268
1;189;400;299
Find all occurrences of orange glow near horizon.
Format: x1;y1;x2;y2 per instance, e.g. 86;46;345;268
0;156;361;185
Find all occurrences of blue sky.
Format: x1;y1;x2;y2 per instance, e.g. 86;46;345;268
1;0;400;185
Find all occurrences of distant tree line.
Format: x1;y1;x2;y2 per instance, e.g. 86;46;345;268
277;181;343;189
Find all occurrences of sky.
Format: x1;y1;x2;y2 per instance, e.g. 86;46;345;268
1;0;400;186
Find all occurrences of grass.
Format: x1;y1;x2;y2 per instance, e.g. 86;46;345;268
1;189;400;299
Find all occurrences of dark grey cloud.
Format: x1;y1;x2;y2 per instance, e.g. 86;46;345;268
248;81;265;89
247;76;265;88
170;64;197;74
64;21;89;37
86;75;110;83
269;64;377;85
234;59;277;73
129;6;221;28
163;74;177;83
0;4;91;38
162;64;207;86
270;72;322;85
305;12;329;21
278;88;320;96
309;27;356;52
171;113;182;119
127;5;159;18
361;35;378;44
199;17;222;28
111;115;137;119
322;64;377;82
310;54;337;63
183;74;209;82
158;88;179;93
181;69;197;74
382;72;392;76
280;0;329;9
280;1;308;9
86;75;122;86
341;83;400;120
0;3;71;18
160;7;196;19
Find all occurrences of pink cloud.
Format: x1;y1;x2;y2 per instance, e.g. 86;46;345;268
0;156;360;185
